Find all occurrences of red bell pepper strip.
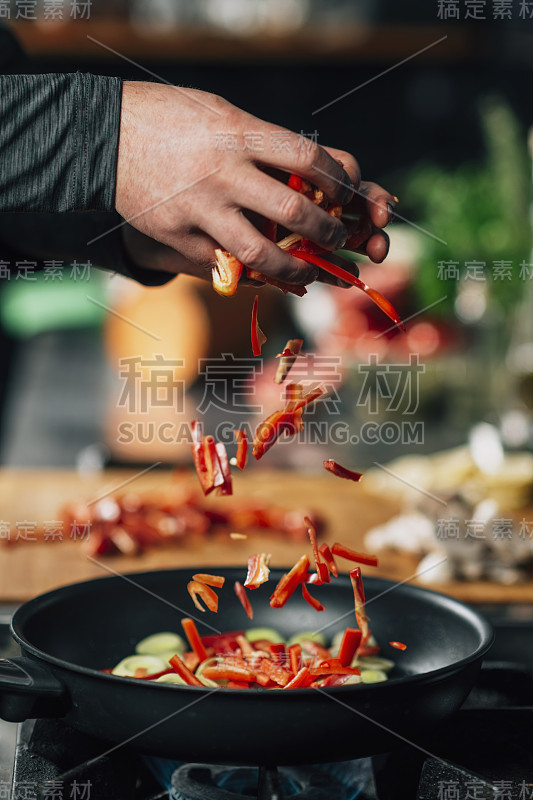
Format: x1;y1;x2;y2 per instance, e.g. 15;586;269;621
212;249;243;297
244;552;271;589
187;580;219;613
323;459;363;483
288;174;314;198
252;385;325;460
284;666;312;689
332;543;379;568
192;573;225;589
233;429;248;470
270;554;310;608
257;658;292;687
181;618;209;663
274;339;303;385
227;681;250;689
357;645;381;658
312;674;351;688
201;631;243;655
350;568;370;644
234;581;254;619
288;643;302;674
251;295;267;356
389;641;407;651
310;666;361;677
300;640;331;661
304;515;329;585
215;442;233;496
319;543;339;578
133;668;175;681
190;420;213;496
338;628;362;667
183;651;201;671
202;664;256;683
235;634;255;659
288;249;405;331
269;642;287;667
301;583;325;612
169;653;204;687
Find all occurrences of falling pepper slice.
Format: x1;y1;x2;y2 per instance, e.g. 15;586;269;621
244;552;271;590
187;580;219;613
350;567;370;645
301;582;325;612
215;442;233;496
323;459;363;483
318;543;339;578
233;429;248;471
234;581;254;619
274;339;303;385
288;249;405;331
251;295;267;356
270;554;310;608
212;249;243;297
389;641;407;651
304;515;329;585
192;573;226;589
332;543;379;568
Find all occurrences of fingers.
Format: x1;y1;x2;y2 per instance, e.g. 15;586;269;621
260;128;356;206
321;146;361;196
345;181;397;229
206;210;319;285
237;168;347;251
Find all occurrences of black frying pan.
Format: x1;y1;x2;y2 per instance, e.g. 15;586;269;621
0;568;492;765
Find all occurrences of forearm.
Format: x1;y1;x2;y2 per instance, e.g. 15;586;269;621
0;73;121;213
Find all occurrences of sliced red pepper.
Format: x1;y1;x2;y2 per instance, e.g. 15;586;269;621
338;628;362;667
287;174;314;198
215;442;233;496
233;429;248;471
190;420;214;496
270;554;310;608
301;582;325;612
274;339;303;385
201;631;243;655
350;567;370;644
187;580;219;613
310;666;361;677
332;543;379;568
304;515;329;585
181;618;209;663
133;668;175;681
203;664;256;683
313;674;351;688
257;658;292;687
288;643;302;675
192;573;225;589
319;543;339;578
235;634;255;658
227;680;250;689
252;385;325;461
169;653;203;687
323;459;363;483
234;581;253;619
182;651;200;671
389;641;407;651
269;642;287;668
288;249;405;331
284;666;312;689
300;640;331;661
244;552;271;590
251;295;267;357
357;645;381;658
212;249;243;297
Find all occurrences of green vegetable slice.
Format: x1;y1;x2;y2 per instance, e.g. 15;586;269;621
112;655;167;677
155;673;187;685
244;628;285;644
135;632;186;655
360;669;388;684
287;631;327;648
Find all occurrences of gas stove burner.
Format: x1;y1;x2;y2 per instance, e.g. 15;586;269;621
171;763;348;800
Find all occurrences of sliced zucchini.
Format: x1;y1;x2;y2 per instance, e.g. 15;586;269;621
287;631;327;648
360;669;388;684
135;632;186;655
112;655;167;678
155;673;186;685
244;628;285;644
356;656;395;672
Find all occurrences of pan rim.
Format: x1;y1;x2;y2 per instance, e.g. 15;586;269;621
11;567;494;695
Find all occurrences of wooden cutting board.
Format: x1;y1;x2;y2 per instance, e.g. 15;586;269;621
0;468;531;604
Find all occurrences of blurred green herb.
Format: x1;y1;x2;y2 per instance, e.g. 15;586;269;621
402;96;531;317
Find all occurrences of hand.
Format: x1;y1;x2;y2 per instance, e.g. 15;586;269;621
116;82;357;285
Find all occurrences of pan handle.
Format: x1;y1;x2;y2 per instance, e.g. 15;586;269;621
0;658;68;722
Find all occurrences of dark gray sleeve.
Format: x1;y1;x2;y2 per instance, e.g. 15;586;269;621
0;213;175;287
0;72;122;212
